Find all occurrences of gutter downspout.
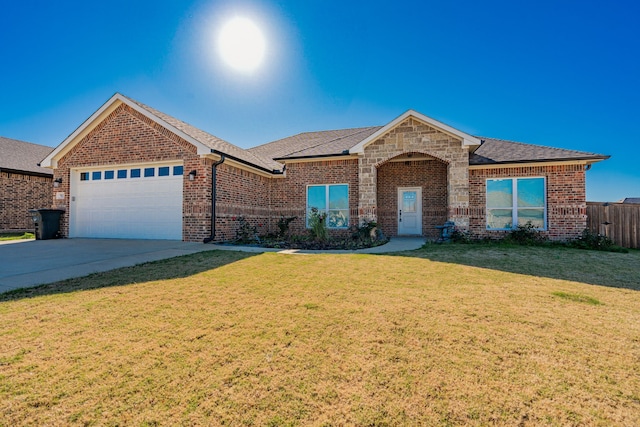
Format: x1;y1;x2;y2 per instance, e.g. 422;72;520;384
203;154;226;243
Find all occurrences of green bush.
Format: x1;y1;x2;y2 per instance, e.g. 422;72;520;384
307;208;328;242
276;216;297;239
450;228;472;244
568;229;627;252
234;216;258;244
351;219;379;244
505;222;547;245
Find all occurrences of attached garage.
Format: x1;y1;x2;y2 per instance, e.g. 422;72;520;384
70;163;184;240
40;93;280;242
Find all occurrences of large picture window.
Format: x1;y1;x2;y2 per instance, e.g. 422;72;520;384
486;177;546;230
307;184;349;228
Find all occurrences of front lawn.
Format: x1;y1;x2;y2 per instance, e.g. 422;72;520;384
1;246;638;425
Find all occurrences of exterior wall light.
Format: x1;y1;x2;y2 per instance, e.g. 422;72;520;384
53;178;63;188
188;170;197;181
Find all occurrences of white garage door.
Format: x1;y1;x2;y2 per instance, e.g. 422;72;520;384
70;163;184;240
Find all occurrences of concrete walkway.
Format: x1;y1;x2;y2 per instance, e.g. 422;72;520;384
0;237;425;292
208;236;426;255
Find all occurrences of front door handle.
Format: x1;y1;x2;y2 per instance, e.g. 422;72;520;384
399;209;402;222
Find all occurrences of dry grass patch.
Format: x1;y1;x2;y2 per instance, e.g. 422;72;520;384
1;247;639;425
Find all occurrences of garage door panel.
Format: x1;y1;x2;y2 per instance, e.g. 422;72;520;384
71;164;183;240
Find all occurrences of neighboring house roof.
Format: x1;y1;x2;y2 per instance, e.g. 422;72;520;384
41;93;282;173
470;137;610;165
620;198;640;204
0;136;53;177
248;126;383;160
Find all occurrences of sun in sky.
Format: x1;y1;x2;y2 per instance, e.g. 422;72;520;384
217;17;266;73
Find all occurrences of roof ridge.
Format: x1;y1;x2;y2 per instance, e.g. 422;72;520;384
477;136;602;156
282;126;382;157
248;125;382;152
298;125;382;135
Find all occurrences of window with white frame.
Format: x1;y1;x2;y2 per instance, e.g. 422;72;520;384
486;177;546;230
307;184;349;228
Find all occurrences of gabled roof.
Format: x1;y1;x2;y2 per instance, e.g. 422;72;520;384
252;110;483;161
0;136;53;177
41;93;282;173
248;126;382;160
349;110;482;154
470;137;609;165
122;95;282;172
38;94;609;173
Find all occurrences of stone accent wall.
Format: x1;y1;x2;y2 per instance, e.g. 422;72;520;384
54;103;203;240
271;159;359;236
469;164;587;240
376;158;448;238
0;171;52;231
359;117;471;228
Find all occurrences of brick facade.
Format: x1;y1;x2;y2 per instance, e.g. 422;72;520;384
469;164;587;240
376;158;448;238
271;159;359;236
53;103;204;239
0;171;52;231
49;104;591;243
214;163;273;242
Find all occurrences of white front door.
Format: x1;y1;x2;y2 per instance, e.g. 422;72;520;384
397;187;422;235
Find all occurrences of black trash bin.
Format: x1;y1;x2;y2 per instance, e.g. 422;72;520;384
29;209;64;240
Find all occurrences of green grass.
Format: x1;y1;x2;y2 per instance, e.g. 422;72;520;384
552;291;602;305
0;245;639;425
0;232;34;241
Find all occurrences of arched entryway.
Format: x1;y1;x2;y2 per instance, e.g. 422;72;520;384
376;153;448;238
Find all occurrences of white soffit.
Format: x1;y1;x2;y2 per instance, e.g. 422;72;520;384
349;110;482;154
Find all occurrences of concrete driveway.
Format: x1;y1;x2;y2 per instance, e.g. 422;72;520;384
0;238;224;293
0;236;426;293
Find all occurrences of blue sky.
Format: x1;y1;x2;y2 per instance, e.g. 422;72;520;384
1;0;638;201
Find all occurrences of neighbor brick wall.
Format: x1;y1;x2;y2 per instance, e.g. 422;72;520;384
469;164;587;240
0;171;52;231
270;159;359;236
54;102;203;240
376;158;448;238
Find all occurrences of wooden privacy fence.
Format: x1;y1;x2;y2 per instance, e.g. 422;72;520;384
587;202;640;249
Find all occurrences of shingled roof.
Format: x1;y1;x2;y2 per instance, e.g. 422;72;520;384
248;126;383;160
470;137;609;165
249;126;608;166
122;95;283;172
0;136;53;177
620;198;640;204
40;94;609;174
